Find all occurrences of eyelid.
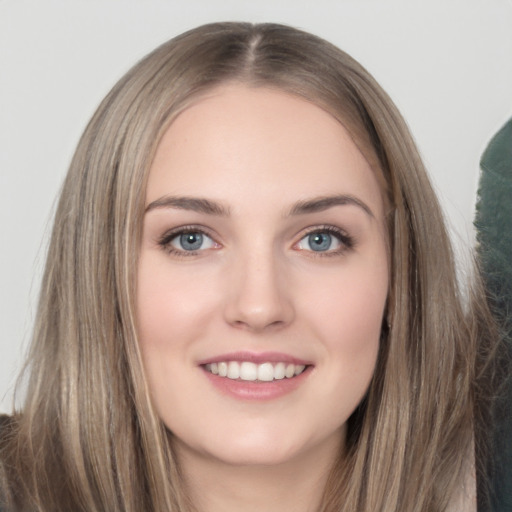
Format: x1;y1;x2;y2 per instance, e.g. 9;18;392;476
157;225;221;256
156;223;355;258
293;225;355;256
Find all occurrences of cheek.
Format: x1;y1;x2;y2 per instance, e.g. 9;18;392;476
135;255;218;420
300;256;388;382
304;259;388;338
136;255;216;351
317;271;386;424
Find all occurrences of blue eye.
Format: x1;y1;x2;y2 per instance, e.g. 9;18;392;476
176;233;204;251
307;232;334;252
296;228;353;254
158;228;218;255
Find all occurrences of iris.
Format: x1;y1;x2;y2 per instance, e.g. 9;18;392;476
308;233;332;251
180;233;203;251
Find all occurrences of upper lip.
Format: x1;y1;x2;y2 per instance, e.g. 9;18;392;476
197;351;312;366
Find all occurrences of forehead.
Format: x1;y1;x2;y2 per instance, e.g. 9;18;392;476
146;84;384;218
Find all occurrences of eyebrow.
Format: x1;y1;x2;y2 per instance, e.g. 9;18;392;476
288;194;374;218
145;193;373;218
145;196;231;216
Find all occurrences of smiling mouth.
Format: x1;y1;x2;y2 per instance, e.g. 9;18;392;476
204;361;308;382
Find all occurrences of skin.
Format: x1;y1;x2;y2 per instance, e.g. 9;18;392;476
137;84;389;512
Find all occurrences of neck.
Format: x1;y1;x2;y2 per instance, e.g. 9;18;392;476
175;437;343;512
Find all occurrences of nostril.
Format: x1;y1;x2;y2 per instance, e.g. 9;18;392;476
230;317;288;332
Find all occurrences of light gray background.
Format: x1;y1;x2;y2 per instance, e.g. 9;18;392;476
1;0;511;412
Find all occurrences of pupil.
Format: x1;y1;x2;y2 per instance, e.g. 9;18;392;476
309;233;331;251
180;233;203;251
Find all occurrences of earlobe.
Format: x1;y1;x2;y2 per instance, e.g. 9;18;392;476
382;298;393;332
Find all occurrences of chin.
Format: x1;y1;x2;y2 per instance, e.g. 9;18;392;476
205;450;304;469
213;442;302;467
175;425;340;469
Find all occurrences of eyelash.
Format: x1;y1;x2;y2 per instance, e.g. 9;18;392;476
157;225;217;257
296;225;355;257
157;224;355;258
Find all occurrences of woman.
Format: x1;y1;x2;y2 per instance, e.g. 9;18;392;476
0;22;498;511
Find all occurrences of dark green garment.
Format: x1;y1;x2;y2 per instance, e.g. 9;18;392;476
474;118;512;511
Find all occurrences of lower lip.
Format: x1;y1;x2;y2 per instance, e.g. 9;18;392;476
202;366;311;401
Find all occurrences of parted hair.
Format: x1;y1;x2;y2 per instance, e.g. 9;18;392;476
0;22;497;511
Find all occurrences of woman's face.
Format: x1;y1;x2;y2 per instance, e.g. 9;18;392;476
137;84;389;469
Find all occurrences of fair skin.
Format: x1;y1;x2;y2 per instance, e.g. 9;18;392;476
137;84;389;512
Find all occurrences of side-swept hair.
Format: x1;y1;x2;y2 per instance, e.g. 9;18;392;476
0;22;497;511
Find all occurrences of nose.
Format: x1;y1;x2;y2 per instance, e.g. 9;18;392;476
223;250;295;332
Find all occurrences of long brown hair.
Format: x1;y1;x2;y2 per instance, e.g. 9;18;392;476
0;22;497;511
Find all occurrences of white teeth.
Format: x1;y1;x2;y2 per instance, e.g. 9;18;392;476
294;364;305;376
258;362;274;382
227;361;240;379
205;361;307;381
274;362;286;380
240;362;257;381
218;361;228;377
